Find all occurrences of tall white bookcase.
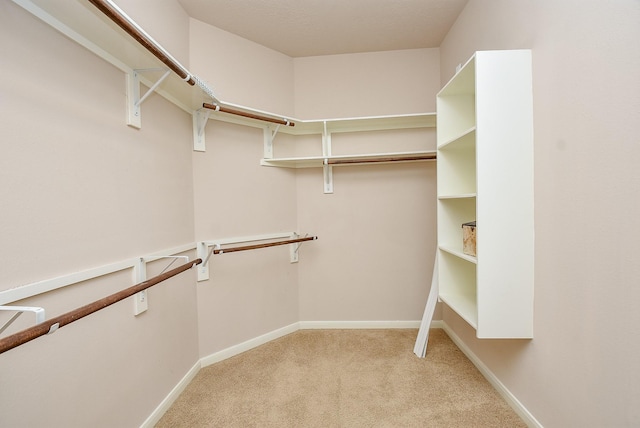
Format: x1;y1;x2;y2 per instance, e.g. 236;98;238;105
437;50;534;339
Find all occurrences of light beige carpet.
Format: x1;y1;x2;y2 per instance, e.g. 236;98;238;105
156;329;526;427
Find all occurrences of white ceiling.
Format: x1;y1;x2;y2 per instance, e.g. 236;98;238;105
177;0;469;57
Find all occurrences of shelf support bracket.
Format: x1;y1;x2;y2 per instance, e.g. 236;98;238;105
322;121;334;193
263;124;282;159
193;108;211;152
126;68;171;129
0;306;46;335
133;255;190;315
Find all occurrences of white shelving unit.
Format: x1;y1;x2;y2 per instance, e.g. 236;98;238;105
437;50;534;339
262;113;436;192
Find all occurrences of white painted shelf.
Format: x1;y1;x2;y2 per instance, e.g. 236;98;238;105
261;151;436;169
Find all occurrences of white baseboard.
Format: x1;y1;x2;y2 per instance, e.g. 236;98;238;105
441;322;542;428
200;322;299;367
140;359;201;428
299;320;422;329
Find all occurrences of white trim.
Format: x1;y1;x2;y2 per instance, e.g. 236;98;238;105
140;360;201;428
0;243;196;305
299;320;422;329
200;322;299;367
441;322;542;428
430;320;444;329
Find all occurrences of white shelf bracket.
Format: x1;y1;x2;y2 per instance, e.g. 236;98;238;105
133;255;189;315
263;124;282;159
289;232;308;263
193;108;211;152
197;241;213;281
0;305;46;335
126;68;171;129
322;121;334;194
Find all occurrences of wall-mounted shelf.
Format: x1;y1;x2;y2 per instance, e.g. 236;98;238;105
12;0;296;138
436;49;534;339
14;0;437;194
261;151;436;168
262;113;437;193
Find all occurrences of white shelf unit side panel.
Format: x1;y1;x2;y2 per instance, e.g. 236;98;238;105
475;50;534;339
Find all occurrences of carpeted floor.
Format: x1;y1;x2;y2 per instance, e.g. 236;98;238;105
156;329;526;427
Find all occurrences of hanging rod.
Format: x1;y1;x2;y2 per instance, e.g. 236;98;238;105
87;0;195;86
326;153;437;165
87;0;295;129
213;236;317;255
0;258;201;355
203;103;295;127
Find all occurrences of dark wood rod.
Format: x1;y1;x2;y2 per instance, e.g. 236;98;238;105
327;154;436;165
203;103;295;127
87;0;196;86
213;236;316;255
0;258;201;355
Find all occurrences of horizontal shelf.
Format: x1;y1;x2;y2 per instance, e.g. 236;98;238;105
439;293;478;329
438;193;476;200
280;113;437;136
261;151;437;168
16;0;436;134
437;53;476;97
439;246;477;264
438;126;476;150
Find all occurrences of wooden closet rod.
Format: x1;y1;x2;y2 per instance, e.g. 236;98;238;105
202;103;295;127
87;0;296;128
87;0;196;86
213;236;316;255
0;258;201;355
327;154;436;165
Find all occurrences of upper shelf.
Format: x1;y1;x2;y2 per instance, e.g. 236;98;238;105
14;0;207;112
14;0;436;135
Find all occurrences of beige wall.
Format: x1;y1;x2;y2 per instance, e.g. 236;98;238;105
187;18;299;356
294;48;440;118
0;2;198;427
439;1;640;426
293;49;440;322
189;18;295;116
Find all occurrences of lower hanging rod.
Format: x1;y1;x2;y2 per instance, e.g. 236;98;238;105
214;236;317;255
0;258;201;355
327;153;437;165
203;103;295;127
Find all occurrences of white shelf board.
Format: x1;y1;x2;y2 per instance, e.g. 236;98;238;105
438;126;476;150
279;113;437;136
261;151;437;169
438;53;476;97
14;0;208;113
439;246;477;264
439;292;478;329
15;0;437;136
438;193;477;200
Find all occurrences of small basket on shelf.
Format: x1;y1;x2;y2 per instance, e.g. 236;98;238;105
462;221;476;257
